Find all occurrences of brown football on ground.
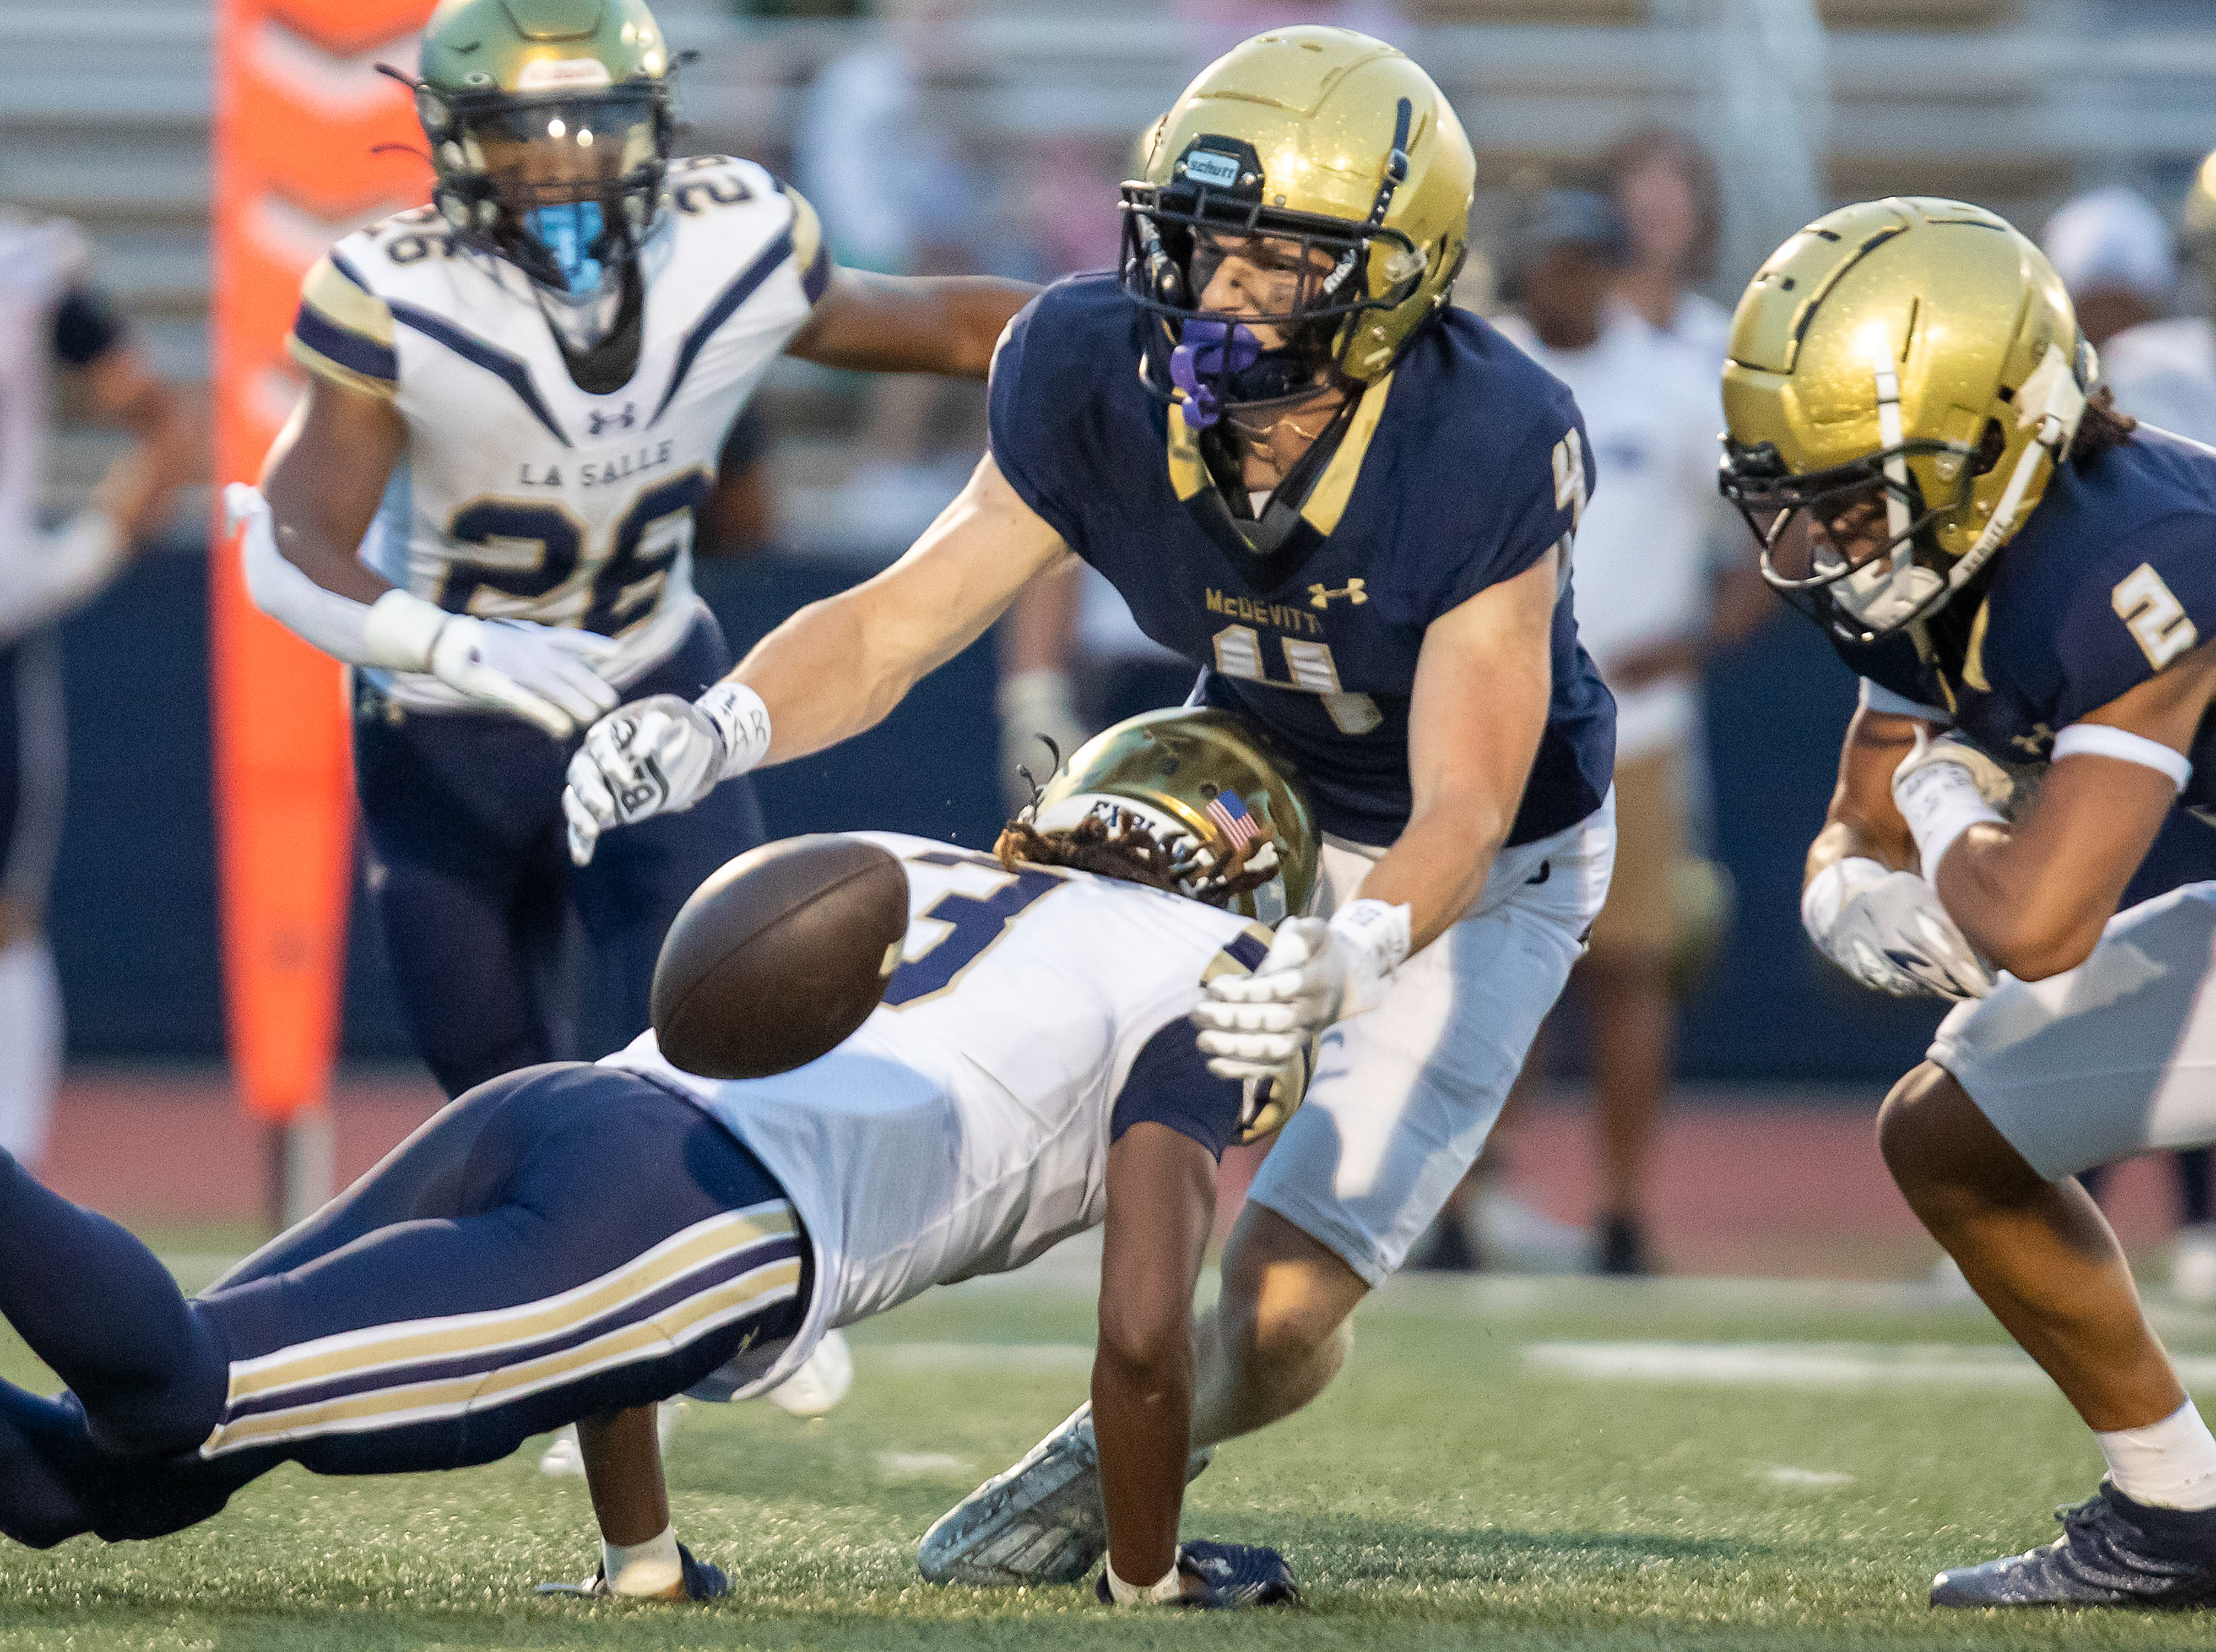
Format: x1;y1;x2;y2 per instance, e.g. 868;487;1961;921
651;834;910;1080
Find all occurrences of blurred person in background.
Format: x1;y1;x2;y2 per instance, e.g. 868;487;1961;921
0;214;191;1169
1482;191;1765;1275
797;0;1011;540
2040;182;2216;1302
2095;160;2216;447
1605;126;1730;367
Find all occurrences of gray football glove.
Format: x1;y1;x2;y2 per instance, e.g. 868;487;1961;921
1801;855;1993;1001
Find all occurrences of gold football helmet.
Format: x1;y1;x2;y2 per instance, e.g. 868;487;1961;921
1120;27;1475;422
1024;707;1318;926
407;0;677;301
1720;197;2093;644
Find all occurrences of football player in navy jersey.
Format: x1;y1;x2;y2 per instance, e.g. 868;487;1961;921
562;27;1617;1593
1724;197;2216;1607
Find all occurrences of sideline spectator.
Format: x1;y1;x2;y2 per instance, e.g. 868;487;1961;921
2097;161;2216;446
1605;127;1731;367
0;213;193;1167
1472;190;1764;1274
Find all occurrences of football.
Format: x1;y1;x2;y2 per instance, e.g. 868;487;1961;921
651;834;911;1080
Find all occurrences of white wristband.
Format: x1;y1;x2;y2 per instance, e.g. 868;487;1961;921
695;681;773;780
602;1523;682;1597
360;589;451;673
1104;1548;1184;1605
2052;722;2192;790
1330;897;1412;975
1893;758;2004;880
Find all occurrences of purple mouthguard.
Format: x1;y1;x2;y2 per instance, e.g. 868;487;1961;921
1169;318;1263;429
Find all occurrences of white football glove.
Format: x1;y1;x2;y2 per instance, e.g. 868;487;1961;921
1192;899;1411;1080
426;616;619;740
563;682;771;866
1801;855;1993;1001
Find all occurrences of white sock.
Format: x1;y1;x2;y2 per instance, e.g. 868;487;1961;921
0;939;61;1167
2096;1399;2216;1510
602;1524;682;1596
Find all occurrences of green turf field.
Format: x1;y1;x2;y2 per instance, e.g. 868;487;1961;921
5;1257;2216;1650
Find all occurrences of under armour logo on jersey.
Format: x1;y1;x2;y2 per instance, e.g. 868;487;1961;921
587;403;639;437
1308;579;1367;610
2011;723;2055;757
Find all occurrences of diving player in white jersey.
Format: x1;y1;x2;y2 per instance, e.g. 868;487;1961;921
0;212;192;1166
235;0;1034;1096
0;709;1304;1610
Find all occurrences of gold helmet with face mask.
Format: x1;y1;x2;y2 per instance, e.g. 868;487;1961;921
1001;707;1317;1143
1720;197;2093;644
1120;27;1475;427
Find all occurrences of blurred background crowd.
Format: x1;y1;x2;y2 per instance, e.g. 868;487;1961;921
11;0;2216;1277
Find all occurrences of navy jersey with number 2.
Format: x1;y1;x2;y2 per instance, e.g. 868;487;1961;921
988;275;1616;848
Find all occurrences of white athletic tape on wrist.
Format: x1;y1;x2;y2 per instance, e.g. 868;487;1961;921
1894;757;2004;880
1104;1548;1184;1606
2052;722;2192;791
695;682;772;780
361;589;451;673
602;1524;682;1597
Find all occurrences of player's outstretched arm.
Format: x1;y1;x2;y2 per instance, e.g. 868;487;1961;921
562;454;1069;863
247;376;616;738
1905;646;2216;981
785;267;1036;381
1093;1121;1215;1602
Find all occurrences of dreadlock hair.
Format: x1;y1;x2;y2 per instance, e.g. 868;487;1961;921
994;809;1279;909
2070;384;2137;467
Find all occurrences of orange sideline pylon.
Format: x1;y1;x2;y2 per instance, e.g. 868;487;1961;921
210;0;432;1122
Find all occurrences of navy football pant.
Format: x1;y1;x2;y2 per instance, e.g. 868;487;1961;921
0;1064;806;1548
356;616;766;1097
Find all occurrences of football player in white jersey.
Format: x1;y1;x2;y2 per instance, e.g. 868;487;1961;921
0;213;193;1166
234;0;1034;1096
0;709;1304;1611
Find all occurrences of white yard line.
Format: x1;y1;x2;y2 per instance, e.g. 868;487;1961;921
1525;1340;2216;1389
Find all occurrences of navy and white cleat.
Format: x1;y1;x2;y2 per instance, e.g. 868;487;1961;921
1931;1483;2216;1608
917;1402;1212;1586
537;1541;729;1601
1092;1540;1302;1610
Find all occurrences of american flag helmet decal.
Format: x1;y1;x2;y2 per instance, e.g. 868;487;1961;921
1205;789;1263;850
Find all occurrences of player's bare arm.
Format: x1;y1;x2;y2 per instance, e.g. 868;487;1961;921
258;373;407;605
1092;1120;1216;1601
562;453;1070;862
1914;641;2216;980
786;267;1035;380
1806;704;1923;883
1358;544;1559;950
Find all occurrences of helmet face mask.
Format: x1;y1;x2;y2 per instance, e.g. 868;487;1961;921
424;82;670;301
1118;29;1475;430
1724;437;1981;644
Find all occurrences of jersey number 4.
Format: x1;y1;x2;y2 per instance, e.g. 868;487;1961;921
438;469;713;635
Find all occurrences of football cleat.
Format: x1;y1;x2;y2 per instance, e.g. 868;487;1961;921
1930;1483;2216;1608
537;1540;728;1601
1094;1540;1302;1610
917;1402;1212;1586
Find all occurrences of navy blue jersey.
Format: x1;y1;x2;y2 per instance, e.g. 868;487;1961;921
989;275;1616;847
1841;428;2216;842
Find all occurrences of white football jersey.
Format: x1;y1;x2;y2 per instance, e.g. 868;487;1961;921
0;216;86;585
288;157;826;711
603;830;1275;1399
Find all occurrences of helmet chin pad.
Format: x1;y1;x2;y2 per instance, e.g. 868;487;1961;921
1823;544;1948;631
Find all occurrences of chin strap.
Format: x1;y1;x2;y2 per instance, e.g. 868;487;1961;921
1965;342;2088;558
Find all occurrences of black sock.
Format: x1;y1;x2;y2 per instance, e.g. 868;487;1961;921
0;1151;226;1456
